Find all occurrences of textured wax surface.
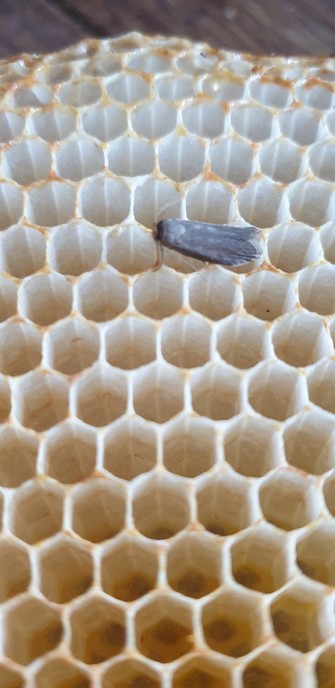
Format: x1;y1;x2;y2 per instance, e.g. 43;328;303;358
0;32;335;688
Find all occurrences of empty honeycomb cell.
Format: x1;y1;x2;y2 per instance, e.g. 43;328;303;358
202;587;266;657
309;140;335;182
299;264;335;316
0;110;24;142
0;538;30;601
296;82;333;110
133;178;181;228
248;361;307;421
101;534;158;601
189;268;242;321
203;73;245;101
249;78;292;108
0;665;23;688
272;311;332;368
289;180;333;226
128;50;171;73
38;63;73;85
27;181;76;227
259;139;303;183
296;522;335;587
182;101;225;138
268;222;321;273
167;531;221;598
210;137;254;185
30;107;76;141
270;580;334;653
2;139;52;185
77;268;128;321
107;74;150;103
0;320;42;376
158;133;205;182
105;317;156;369
156;75;194;100
107;224;157;275
104;417;157;480
231;524;292;594
50;221;102;276
279;107;322;146
231;105;273;142
238;178;285;229
0;376;11;422
186;180;233;224
177;51;218;75
35;658;90;688
259;469;322;530
70;596;125;664
56;138;104;181
132;474;190;539
224;415;282;477
308;359;335;413
0;225;46;278
11;84;52;107
217;314;269;369
108;137;155;177
102;661;161;688
173;655;231;688
242;646;307;688
4;596;62;665
72;479;125;543
243;271;296;321
75;365;127;426
0;426;38;487
11;479;63;544
316;646;335;688
82;103;127;141
161;313;212;368
197;473;257;535
46;317;99;375
133;365;184;423
135;594;193;663
58;79;101;106
191;363;241;420
131;100;177;138
321;221;335;264
39;535;93;603
284;409;335;474
45;421;96;484
80;176;130;226
0;182;23;230
133;268;183;319
0;275;17;321
163;416;216;478
81;55;122;77
14;371;69;432
19;272;72;326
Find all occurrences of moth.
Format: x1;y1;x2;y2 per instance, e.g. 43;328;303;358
154;219;263;269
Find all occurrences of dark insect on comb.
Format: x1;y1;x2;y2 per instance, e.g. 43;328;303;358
155;219;263;268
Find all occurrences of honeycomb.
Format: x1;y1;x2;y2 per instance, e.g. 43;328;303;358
0;30;334;688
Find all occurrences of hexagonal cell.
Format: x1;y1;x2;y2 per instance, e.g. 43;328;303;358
309;140;335;183
132;474;190;540
173;655;231;688
131;100;177;139
0;321;42;377
107;224;157;275
202;587;266;657
156;74;194;101
272;311;332;368
296;522;335;587
183;101;225;138
167;532;221;598
270;580;334;653
296;82;332;110
108;137;155;176
231;104;273;142
103;417;157;481
0;375;10;423
31;106;76;141
107;73;149;103
308;359;335;414
217;314;269;369
14;371;69;432
238;178;284;229
82;103;127;141
46;318;99;375
315;645;335;688
243;646;309;688
3;139;52;185
102;657;161;688
0;538;30;602
45;421;96;484
163;416;216;478
210;137;253;185
224;415;282;478
289;180;332;227
268;222;321;273
56;137;104;181
0;664;23;688
79;177;130;227
11;480;63;545
105;317;156;370
27;181;76;227
101;534;158;601
0;275;17;322
161;314;212;369
72;479;125;543
158;133;205;182
231;524;293;594
0;110;25;143
248;361;307;422
49;220;102;276
75;365;127;427
133;178;181;230
39;535;93;603
197;474;257;536
0;425;38;488
133;268;183;319
279;107;322;146
284;410;335;475
299;265;335;316
259;138;302;184
70;596;125;664
77;267;129;321
259;469;322;531
4;596;62;665
242;271;296;322
135;594;193;663
58;78;102;107
0;225;46;277
133;365;184;423
191;364;241;420
0;182;23;230
188;268;242;321
19;273;72;326
34;657;91;688
186;181;233;225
